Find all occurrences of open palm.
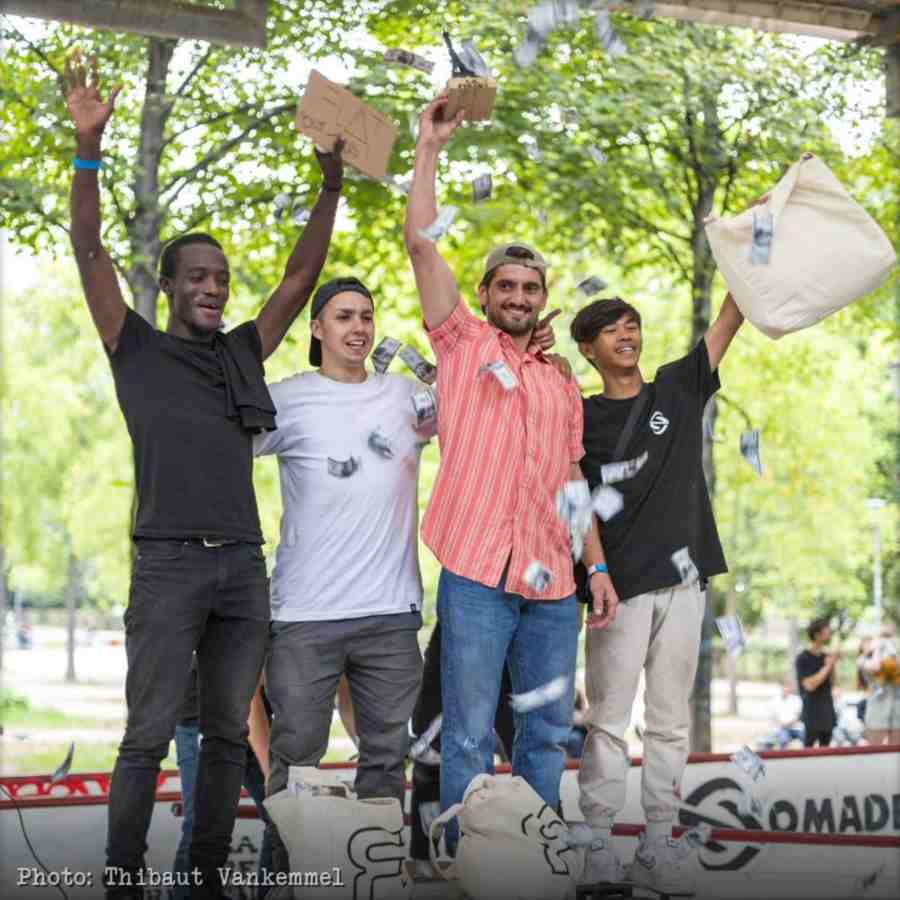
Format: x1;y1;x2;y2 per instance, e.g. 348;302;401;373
63;54;120;136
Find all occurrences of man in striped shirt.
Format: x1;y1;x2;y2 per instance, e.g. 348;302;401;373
405;93;619;847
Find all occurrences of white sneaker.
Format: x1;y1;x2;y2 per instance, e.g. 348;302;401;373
631;833;696;896
580;838;625;885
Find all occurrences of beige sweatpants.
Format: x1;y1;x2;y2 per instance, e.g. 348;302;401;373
578;578;706;826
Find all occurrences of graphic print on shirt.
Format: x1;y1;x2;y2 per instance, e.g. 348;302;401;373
649;409;670;435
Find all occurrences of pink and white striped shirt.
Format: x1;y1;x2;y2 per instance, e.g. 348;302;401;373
422;300;584;600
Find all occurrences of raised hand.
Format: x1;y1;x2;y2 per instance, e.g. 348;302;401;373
315;137;344;191
417;94;464;149
63;52;121;138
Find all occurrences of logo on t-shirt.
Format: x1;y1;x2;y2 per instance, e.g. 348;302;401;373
649;410;670;435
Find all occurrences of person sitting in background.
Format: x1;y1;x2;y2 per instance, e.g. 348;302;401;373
795;618;839;747
770;679;804;749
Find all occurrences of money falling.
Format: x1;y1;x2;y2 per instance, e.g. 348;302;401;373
601;450;648;485
367;428;394;460
418;206;458;242
510;674;569;713
595;10;627;58
730;744;766;782
715;614;746;657
371;336;402;374
50;742;75;785
472;173;493;203
740;429;762;476
411;388;438;428
671;546;699;585
480;360;517;390
400;345;437;383
750;210;774;265
383;48;434;74
577;274;608;296
524;560;553;593
592;484;624;522
327;456;360;478
410;714;443;760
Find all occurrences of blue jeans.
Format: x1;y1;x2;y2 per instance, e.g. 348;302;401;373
437;568;579;850
172;722;200;900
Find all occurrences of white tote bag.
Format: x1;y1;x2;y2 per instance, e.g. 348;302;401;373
428;774;578;900
705;153;896;339
264;766;411;900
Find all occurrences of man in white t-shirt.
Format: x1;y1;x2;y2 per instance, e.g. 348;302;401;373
253;277;433;877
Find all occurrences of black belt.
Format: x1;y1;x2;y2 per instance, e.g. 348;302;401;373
187;538;241;548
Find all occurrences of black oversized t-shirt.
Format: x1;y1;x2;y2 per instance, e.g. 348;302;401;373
580;340;726;602
795;650;836;733
107;308;264;543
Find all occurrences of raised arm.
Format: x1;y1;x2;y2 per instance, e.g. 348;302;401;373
255;141;344;361
404;95;465;330
704;292;744;371
64;54;126;353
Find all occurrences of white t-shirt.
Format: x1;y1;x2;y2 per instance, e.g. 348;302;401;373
254;372;433;621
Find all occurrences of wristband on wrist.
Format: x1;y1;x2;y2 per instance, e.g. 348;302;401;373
587;562;608;577
74;157;102;171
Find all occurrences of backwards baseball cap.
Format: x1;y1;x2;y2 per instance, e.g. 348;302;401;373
481;242;547;285
309;277;373;366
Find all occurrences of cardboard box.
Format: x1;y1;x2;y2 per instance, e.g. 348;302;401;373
444;76;497;122
295;70;398;178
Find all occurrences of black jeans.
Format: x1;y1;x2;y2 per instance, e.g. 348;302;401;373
409;622;514;861
105;540;269;899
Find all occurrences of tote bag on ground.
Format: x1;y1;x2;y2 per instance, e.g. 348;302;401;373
264;766;411;900
705;153;896;339
428;774;578;900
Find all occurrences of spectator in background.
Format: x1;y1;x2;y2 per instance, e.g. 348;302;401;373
770;679;804;749
855;637;873;728
795;618;839;748
859;625;900;745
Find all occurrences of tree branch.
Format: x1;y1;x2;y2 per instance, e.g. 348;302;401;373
159;102;294;209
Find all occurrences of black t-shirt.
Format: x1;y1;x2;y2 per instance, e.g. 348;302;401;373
107;308;264;542
795;649;836;732
580;340;726;602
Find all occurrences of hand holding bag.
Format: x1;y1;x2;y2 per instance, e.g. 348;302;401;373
705;153;896;339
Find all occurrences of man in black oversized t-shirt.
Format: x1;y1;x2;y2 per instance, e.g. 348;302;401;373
795;617;839;747
569;292;745;896
63;55;344;900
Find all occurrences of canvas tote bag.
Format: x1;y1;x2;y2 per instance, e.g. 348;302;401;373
428;774;578;900
264;766;411;900
705;153;896;339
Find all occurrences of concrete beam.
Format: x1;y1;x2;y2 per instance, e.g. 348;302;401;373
0;0;267;48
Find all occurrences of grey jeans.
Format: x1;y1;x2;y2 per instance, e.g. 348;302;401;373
264;613;422;872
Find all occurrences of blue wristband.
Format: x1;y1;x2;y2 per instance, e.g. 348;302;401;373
74;157;102;171
587;563;608;577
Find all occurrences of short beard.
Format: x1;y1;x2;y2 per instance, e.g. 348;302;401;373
485;306;538;338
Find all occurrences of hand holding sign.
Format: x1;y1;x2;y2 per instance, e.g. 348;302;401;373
296;71;397;178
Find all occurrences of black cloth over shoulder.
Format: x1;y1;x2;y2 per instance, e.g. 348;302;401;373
578;340;726;603
107;308;272;542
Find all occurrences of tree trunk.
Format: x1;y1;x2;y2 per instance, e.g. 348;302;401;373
124;37;176;325
688;160;719;752
122;38;176;559
64;554;80;684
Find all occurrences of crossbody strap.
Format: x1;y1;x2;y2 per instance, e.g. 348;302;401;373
611;384;648;462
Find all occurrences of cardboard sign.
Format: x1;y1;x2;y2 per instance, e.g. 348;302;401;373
444;76;497;121
295;70;397;178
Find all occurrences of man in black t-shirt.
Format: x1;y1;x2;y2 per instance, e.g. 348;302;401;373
569;292;745;896
63;55;343;900
795;617;839;747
